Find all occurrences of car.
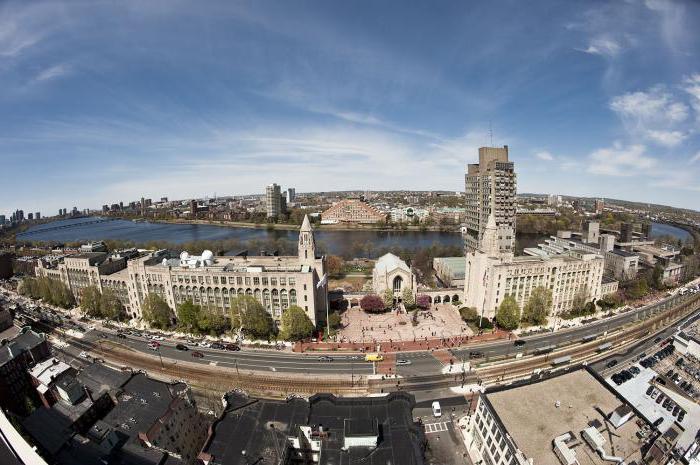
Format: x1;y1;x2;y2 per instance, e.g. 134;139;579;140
116;333;127;339
147;342;160;350
150;335;165;341
191;351;204;358
651;390;659;399
646;386;654;396
654;337;662;343
199;341;212;348
672;406;680;416
210;343;224;350
606;360;619;368
653;417;664;427
666;402;674;412
432;401;442;418
318;356;334;362
175;344;188;351
224;343;241;351
365;354;383;362
656;394;665;404
630;366;640;376
469;351;484;358
678;411;685;422
79;351;89;358
662;399;671;409
396;359;412;366
513;340;526;346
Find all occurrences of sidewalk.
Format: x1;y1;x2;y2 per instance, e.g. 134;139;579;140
294;329;510;353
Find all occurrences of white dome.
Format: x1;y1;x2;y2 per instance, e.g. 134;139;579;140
162;258;168;266
180;251;189;261
201;250;214;261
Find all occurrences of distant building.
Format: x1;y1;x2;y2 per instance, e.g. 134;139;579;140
547;194;562;206
464;146;516;254
35;212;41;220
390;207;428;223
321;199;385;224
642;222;653;239
189;199;198;218
433;257;465;287
372;253;416;302
582;220;600;244
0;252;12;279
266;183;282;218
286;187;296;203
620;222;634;243
595;198;605;214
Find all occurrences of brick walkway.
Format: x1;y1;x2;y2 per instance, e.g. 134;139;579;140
294;329;510;353
376;353;396;375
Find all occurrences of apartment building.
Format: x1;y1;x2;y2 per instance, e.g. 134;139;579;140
320;198;385;224
464;146;517;254
265;183;282;218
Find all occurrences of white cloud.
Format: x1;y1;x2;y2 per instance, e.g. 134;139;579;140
682;73;700;123
580;37;622;57
645;129;686;147
689;151;700;164
534;151;554;161
34;63;71;82
588;143;657;177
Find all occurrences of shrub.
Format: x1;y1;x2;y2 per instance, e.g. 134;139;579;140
416;294;431;310
360;294;385;313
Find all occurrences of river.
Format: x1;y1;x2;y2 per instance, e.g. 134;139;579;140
16;218;689;258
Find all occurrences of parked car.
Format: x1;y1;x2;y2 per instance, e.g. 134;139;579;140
396;359;412;366
210;342;225;350
79;351;89;358
224;343;241;351
606;360;618;368
175;344;188;351
513;340;526;347
191;351;204;358
646;386;654;396
469;351;484;359
318;356;334;362
147;342;160;350
116;333;127;339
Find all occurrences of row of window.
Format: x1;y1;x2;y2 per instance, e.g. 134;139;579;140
172;274;297;287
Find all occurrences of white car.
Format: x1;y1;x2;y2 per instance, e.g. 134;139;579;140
396;359;412;366
79;351;89;359
432;401;442;418
150;335;165;341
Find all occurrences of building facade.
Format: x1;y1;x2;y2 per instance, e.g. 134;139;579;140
464;146;517;254
372;253;416;302
265;183;282;218
321;199;385;224
464;214;605;319
37;216;328;327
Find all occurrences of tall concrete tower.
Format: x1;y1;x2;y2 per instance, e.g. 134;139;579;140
464;146;517;254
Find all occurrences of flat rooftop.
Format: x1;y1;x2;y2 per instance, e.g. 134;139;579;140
486;370;643;465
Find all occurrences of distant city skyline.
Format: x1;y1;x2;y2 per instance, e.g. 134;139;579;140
1;0;700;215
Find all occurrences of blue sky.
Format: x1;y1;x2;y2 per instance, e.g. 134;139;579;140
1;0;700;216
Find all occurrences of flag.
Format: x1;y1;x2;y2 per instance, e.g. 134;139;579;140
317;273;328;289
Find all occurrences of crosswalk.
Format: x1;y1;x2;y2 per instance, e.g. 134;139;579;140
424;421;450;434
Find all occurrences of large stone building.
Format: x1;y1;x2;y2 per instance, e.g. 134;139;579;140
372;253;416;302
464;213;605;320
321;198;385;224
37;216;328;327
464;146;517;254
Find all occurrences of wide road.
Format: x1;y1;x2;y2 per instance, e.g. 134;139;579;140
9;288;700;376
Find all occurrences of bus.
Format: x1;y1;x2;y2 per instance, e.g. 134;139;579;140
551;355;572;366
581;334;597;343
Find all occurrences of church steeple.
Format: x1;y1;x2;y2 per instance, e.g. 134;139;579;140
480;212;500;257
298;215;316;264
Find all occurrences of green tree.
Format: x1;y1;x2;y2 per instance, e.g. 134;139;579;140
176;299;202;333
522;286;552;326
459;307;478;322
80;286;103;317
197;309;227;336
100;289;125;321
402;288;415;309
229;295;273;338
382;288;394;308
328;312;342;331
652;262;664;290
280;305;314;341
141;294;172;329
495;295;520;330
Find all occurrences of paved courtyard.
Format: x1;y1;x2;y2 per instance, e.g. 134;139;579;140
337;304;473;344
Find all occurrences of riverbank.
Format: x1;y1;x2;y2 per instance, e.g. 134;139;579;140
142;217;462;233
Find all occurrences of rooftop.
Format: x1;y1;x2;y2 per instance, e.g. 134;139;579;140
486;370;643;465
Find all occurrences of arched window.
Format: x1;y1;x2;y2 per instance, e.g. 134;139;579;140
263;289;271;309
393;276;403;293
281;290;289;310
272;289;280;310
290;289;297;306
245;288;252;296
254;289;262;303
434;296;441;303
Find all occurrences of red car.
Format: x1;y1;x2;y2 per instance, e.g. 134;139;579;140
191;351;204;358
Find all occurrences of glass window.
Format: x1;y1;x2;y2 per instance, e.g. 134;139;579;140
271;278;277;286
280;277;286;286
288;277;295;285
253;277;260;286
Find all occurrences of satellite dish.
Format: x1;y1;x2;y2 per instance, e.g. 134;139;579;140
180;251;189;261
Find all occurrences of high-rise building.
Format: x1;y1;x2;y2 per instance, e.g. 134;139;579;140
464;146;517;254
582;220;599;244
286;187;296;203
266;183;282;218
27;213;34;220
0;215;5;225
620;222;634;243
642;222;653;239
35;212;40;220
189;199;198;218
595;198;605;214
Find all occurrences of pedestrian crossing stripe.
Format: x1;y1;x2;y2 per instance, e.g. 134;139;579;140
424;422;449;433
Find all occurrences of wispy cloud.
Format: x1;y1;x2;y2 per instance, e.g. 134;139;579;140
33;63;71;82
534;151;554;161
579;37;622;57
690;151;700;164
588;143;657;177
